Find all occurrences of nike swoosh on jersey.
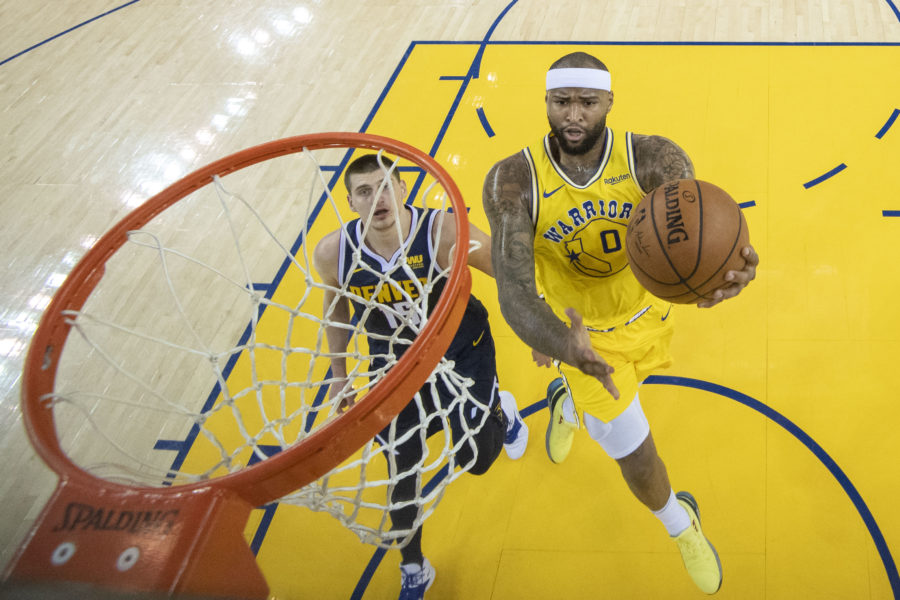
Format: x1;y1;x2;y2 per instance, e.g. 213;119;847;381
543;185;564;198
661;306;672;321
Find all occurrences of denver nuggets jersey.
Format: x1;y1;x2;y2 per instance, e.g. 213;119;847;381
524;129;652;331
338;206;488;359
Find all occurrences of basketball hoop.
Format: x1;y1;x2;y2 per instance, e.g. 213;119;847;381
4;133;474;597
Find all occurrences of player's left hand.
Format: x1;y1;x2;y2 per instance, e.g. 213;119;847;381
697;245;759;308
329;375;358;413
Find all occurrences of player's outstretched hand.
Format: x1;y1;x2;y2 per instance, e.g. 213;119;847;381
564;307;620;400
697;245;759;308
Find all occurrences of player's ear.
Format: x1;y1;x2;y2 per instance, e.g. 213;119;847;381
398;179;408;199
606;90;614;113
347;193;355;211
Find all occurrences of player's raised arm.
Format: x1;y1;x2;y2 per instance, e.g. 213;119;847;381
482;153;618;398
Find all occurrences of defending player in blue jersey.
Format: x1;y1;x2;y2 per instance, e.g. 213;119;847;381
313;154;528;600
482;52;759;595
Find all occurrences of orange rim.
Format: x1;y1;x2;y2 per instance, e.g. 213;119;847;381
22;133;472;506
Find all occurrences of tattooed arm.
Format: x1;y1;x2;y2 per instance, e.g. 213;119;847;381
631;134;695;192
632;133;758;307
482;153;619;398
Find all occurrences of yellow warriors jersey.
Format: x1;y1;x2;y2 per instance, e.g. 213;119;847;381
524;129;652;331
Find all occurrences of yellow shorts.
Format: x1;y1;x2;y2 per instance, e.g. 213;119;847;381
559;297;674;422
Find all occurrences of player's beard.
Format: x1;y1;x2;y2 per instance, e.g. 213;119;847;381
549;117;607;156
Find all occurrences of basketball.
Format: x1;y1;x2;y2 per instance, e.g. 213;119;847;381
625;179;749;304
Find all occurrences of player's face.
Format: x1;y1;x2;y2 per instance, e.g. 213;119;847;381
347;169;407;230
546;87;613;156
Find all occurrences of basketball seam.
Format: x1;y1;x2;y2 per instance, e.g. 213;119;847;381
680;203;746;298
645;180;707;301
650;198;746;301
647;185;682;283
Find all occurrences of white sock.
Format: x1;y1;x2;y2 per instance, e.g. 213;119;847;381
561;394;578;425
652;489;691;537
499;390;518;429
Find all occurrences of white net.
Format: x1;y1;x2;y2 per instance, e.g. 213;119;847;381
42;139;494;548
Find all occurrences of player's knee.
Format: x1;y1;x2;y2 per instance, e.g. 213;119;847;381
469;423;504;475
468;460;491;476
616;436;661;482
469;447;500;475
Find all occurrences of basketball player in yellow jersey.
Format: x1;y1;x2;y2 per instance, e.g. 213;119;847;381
482;52;759;595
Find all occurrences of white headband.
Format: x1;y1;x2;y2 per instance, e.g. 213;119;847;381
546;68;611;91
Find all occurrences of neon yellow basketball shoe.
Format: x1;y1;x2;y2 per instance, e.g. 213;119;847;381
674;491;723;594
544;378;577;464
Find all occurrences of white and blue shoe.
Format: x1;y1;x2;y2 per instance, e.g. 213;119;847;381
500;391;529;460
399;558;436;600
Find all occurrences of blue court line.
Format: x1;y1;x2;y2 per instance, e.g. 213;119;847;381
876;109;899;138
245;445;284;555
886;0;900;22
249;503;279;555
644;375;900;597
424;0;519;158
476;106;496;138
351;547;388;600
803;163;847;189
521;398;548;418
0;0;142;67
468;0;519;79
883;210;900;217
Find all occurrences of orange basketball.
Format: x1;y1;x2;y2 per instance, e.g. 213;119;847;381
625;179;749;304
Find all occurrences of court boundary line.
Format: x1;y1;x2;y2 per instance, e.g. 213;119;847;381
0;0;142;67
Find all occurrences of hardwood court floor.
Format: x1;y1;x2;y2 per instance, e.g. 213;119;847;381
1;2;899;599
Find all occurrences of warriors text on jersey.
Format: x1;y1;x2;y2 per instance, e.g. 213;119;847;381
524;128;653;331
338;205;488;360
